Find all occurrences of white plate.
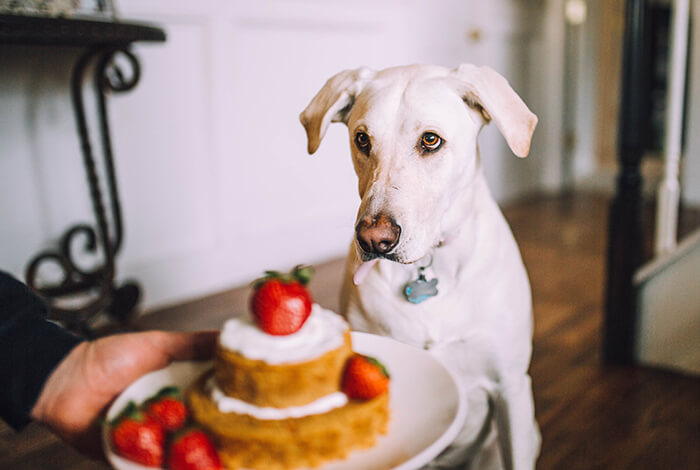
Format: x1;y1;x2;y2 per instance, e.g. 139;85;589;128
103;332;467;470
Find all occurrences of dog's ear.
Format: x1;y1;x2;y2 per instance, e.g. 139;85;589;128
449;64;537;158
300;67;376;154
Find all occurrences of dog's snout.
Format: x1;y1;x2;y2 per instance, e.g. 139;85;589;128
356;214;401;255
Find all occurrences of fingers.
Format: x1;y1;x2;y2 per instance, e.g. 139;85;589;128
154;330;219;362
93;330;218;386
30;330;219;462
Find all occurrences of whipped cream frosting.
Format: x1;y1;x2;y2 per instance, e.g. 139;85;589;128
218;303;349;364
207;377;348;419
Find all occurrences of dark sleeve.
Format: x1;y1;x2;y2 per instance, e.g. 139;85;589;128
0;270;83;430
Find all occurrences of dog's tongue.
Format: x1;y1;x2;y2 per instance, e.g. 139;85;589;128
353;258;379;286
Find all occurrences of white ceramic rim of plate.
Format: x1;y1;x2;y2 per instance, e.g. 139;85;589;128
103;331;467;470
351;332;467;470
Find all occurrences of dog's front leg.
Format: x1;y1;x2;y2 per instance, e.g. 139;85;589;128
493;373;540;470
425;337;540;470
425;338;504;470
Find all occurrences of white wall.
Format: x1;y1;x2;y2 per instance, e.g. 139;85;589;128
569;0;599;184
0;0;564;310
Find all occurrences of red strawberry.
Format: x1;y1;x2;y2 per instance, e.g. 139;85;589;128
110;402;164;467
143;386;188;432
342;354;390;400
250;265;314;335
168;428;223;470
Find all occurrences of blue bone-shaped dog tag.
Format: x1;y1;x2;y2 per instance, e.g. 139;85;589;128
404;273;439;304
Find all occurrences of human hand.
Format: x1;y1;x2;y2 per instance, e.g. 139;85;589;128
30;330;218;459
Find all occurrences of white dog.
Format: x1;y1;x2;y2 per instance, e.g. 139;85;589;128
300;64;540;470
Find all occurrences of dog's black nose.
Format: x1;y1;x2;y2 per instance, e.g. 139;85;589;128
356;213;401;255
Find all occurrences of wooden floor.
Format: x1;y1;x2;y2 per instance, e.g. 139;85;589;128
2;192;698;470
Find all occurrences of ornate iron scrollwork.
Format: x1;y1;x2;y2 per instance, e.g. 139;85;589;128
25;47;142;337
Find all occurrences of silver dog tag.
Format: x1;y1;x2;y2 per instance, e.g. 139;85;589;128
404;269;439;304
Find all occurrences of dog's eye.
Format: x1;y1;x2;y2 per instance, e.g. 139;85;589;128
421;132;443;152
355;132;371;155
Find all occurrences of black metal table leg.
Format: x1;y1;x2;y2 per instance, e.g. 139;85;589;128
25;47;142;337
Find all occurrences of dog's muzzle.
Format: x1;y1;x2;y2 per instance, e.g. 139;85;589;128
355;213;401;256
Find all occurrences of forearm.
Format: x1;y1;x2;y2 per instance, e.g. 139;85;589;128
0;270;83;430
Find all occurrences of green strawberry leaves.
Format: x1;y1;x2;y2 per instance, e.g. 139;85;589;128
253;265;315;288
111;401;143;426
292;265;314;285
364;355;391;379
147;386;182;402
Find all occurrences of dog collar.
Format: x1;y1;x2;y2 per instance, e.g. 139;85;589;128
404;254;439;304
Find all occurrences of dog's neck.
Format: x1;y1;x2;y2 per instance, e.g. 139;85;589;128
421;170;495;282
438;167;492;248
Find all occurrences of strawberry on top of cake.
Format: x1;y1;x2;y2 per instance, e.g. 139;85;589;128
250;265;315;336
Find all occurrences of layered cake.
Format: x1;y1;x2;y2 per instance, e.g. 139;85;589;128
187;267;390;470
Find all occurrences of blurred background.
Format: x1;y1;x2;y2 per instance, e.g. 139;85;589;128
1;0;699;469
1;0;699;309
0;0;663;309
